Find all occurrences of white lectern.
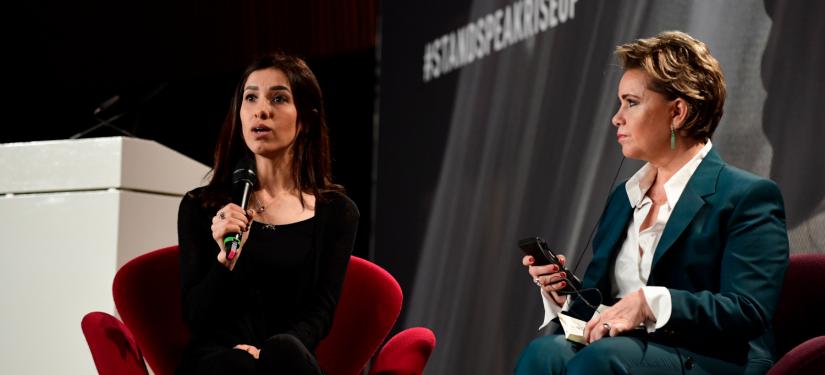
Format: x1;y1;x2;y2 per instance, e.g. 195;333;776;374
0;137;210;375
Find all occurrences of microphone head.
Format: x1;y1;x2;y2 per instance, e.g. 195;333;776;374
232;157;257;187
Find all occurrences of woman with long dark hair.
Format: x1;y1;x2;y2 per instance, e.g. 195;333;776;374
176;52;359;375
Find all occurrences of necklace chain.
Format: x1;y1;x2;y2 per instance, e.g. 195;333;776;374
254;193;273;213
253;190;304;213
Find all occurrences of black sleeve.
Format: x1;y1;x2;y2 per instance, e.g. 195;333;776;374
286;192;360;350
178;190;241;333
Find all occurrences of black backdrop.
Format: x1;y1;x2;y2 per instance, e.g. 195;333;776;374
3;0;377;259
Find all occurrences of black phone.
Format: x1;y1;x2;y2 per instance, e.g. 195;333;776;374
518;236;582;295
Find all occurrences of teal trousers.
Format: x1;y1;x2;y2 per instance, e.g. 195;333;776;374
515;335;745;374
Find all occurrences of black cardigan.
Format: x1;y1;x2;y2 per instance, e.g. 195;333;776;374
177;187;359;356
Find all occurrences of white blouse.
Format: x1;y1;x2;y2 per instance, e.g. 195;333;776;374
539;141;712;330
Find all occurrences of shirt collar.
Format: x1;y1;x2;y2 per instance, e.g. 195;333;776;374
626;141;713;208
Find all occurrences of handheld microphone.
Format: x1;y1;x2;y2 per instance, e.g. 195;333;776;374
224;157;257;260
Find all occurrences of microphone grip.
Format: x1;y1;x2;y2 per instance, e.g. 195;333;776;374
224;235;241;260
223;182;253;261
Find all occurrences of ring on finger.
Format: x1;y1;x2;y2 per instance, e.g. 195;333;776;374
533;278;542;287
603;322;611;331
219;211;226;220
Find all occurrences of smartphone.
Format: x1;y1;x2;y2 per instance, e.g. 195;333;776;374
518;236;582;295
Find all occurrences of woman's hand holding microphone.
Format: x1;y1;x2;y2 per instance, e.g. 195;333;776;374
211;203;254;270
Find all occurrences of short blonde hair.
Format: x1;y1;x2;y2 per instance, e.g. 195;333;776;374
615;31;726;140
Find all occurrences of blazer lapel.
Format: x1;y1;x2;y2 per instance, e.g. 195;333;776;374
587;189;633;289
651;149;724;268
596;198;633;259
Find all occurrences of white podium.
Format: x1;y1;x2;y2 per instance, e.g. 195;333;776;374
0;137;210;375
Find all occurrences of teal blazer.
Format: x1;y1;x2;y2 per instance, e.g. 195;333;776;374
580;149;789;370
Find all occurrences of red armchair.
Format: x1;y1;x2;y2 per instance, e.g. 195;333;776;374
767;253;825;375
81;246;435;375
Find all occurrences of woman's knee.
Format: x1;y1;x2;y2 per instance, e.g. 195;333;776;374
515;335;575;375
196;348;257;375
262;334;305;352
259;334;322;374
566;337;645;374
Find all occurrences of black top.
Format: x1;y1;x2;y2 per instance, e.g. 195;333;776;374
177;187;359;366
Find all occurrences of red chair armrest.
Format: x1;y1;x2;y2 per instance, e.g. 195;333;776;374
768;336;825;375
369;327;436;375
81;311;148;375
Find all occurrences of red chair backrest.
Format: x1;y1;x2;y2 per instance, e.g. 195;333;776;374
316;256;403;375
114;246;403;375
772;253;825;357
114;246;189;375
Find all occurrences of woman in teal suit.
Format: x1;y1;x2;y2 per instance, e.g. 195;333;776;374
516;31;789;374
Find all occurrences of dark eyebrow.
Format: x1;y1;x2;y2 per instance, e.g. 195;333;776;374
268;85;290;92
243;85;290;92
